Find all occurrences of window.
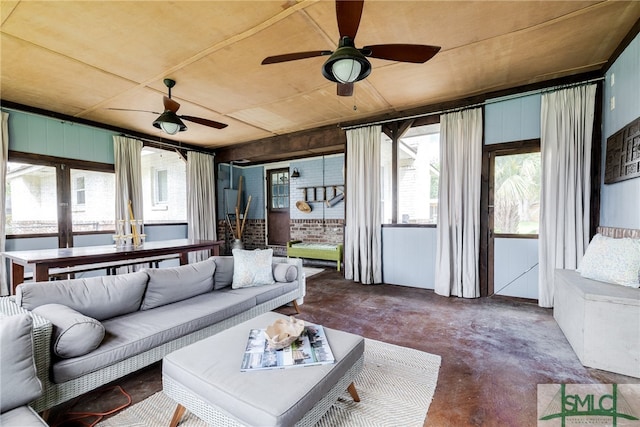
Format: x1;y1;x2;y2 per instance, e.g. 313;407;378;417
5;155;115;241
141;146;186;221
70;169;115;232
5;162;58;234
270;170;289;209
154;169;168;204
493;151;540;235
74;176;86;206
381;123;440;225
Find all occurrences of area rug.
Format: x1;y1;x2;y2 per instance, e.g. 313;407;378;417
97;339;441;427
303;266;325;278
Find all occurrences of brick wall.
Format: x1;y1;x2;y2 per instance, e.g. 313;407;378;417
290;219;344;245
216;218;345;255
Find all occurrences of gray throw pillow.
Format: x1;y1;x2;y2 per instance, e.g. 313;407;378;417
16;271;148;320
140;258;216;310
0;313;42;412
273;263;297;282
213;256;235;290
33;304;105;359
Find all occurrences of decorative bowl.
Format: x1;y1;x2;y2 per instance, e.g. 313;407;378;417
265;316;305;350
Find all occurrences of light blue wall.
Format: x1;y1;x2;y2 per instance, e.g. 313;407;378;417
484;94;541;144
5;109;116;163
242;166;265;220
290;155;344;220
601;33;640;229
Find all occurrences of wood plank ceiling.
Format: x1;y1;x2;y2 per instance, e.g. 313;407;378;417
1;1;639;158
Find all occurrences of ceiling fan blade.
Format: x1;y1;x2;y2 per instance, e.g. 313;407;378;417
180;115;228;130
107;107;161;115
336;0;364;39
337;83;353;97
364;44;441;63
262;50;331;65
163;96;180;113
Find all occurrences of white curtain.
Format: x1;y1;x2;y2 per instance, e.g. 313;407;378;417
538;84;596;308
187;151;217;262
434;108;483;298
344;125;382;284
113;136;143;270
1;112;9;295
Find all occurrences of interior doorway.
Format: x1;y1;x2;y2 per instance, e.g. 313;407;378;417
266;168;290;246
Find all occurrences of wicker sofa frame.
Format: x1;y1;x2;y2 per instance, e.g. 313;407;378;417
0;258;304;413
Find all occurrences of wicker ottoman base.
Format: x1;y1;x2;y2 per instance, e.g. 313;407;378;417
163;312;364;427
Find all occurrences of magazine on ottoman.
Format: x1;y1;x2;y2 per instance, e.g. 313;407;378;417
241;324;335;371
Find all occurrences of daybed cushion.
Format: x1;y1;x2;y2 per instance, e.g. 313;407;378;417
577;234;640;288
213;257;235;290
232;249;275;289
16;272;148;320
0;313;41;412
50;290;257;383
32;304;105;358
273;263;297;283
141;258;216;310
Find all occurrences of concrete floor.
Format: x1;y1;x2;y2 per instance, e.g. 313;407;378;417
48;269;639;426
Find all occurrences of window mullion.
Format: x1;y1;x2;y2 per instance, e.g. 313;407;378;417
56;163;72;248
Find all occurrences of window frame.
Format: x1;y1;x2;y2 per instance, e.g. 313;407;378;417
381;115;441;228
6;151;115;244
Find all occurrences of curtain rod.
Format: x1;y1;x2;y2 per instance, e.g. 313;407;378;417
122;133;215;156
341;77;605;131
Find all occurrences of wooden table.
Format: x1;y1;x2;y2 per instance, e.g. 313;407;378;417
3;239;224;294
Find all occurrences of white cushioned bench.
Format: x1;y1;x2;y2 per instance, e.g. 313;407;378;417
553;224;640;380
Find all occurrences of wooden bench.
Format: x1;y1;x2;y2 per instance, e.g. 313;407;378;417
287;241;343;271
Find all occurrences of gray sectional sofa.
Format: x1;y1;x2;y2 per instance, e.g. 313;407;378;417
0;254;305;413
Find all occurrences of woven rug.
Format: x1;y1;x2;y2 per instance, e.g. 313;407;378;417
97;339;441;427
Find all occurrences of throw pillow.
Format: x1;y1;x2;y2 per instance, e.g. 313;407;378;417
273;263;298;282
140;258;216;310
33;304;105;358
577;234;640;288
232;248;275;289
0;313;42;412
213;256;235;290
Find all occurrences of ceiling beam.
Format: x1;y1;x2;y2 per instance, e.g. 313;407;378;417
214;124;345;165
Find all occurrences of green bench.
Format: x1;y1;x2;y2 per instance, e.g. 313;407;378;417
286;241;343;271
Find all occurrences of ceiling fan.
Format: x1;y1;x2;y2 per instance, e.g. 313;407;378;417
109;79;228;135
261;0;440;96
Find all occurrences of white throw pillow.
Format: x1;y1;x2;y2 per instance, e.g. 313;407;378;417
577;234;640;288
232;248;276;289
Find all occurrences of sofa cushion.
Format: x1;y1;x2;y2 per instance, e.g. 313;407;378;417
272;263;297;283
141;258;216;310
50;291;256;383
0;406;48;426
213;257;234;290
232;249;275;289
33;304;105;358
0;313;42;412
16;272;148;320
577;234;640;288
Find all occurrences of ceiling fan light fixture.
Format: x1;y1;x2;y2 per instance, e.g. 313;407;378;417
331;59;362;83
153;111;187;135
322;37;371;84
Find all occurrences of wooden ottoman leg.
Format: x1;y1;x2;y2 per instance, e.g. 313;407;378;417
347;383;360;402
170;404;186;427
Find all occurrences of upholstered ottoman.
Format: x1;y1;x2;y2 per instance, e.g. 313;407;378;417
163;312;364;427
